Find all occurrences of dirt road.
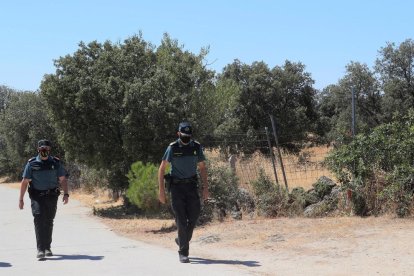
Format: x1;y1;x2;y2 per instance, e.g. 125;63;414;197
98;200;414;276
2;182;414;275
0;184;250;276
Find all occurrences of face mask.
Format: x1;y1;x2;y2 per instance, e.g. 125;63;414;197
39;148;50;158
180;135;191;144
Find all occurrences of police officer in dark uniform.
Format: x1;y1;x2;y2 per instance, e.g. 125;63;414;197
158;122;209;263
18;139;69;259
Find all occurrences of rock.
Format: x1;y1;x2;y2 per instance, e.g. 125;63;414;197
304;189;320;206
312;176;337;199
304;186;341;217
267;234;285;242
198;234;221;244
231;210;242;220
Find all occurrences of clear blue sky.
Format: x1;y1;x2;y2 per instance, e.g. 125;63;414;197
1;0;413;91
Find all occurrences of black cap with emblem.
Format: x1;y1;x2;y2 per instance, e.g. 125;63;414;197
38;139;52;148
178;122;192;136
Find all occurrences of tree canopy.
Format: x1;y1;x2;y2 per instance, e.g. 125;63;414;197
1;35;414;194
40;34;216;190
216;59;318;146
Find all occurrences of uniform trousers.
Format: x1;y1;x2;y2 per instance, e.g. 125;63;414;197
30;193;59;251
170;180;200;257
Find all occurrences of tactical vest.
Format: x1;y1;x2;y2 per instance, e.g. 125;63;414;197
28;156;61;190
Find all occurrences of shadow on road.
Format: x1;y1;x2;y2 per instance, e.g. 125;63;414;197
146;224;177;234
46;254;104;261
0;262;12;267
189;257;260;267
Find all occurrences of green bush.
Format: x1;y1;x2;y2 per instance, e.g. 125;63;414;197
251;169;276;197
289;187;306;209
325;110;414;216
250;169;287;217
199;162;244;223
126;161;159;212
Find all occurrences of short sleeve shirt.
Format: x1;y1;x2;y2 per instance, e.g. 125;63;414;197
22;155;66;190
162;139;205;179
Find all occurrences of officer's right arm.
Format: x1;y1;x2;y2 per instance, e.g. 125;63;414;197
158;160;168;204
19;178;30;210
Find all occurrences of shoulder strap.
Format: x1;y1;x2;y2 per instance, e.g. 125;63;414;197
169;141;179;147
192;140;201;147
28;157;37;165
52;156;61;163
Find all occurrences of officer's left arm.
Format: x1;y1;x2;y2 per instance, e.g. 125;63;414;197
18;178;30;209
198;161;209;201
59;175;69;204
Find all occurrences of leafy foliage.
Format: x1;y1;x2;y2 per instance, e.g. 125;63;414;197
250;169;287;217
126;161;159;212
0;88;61;179
317;62;382;142
198;162;253;224
325;110;414;216
375;39;414;120
78;165;108;193
40;33;216;191
215;60;318;153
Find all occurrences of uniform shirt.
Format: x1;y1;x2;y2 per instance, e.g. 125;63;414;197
22;155;66;190
162;139;206;179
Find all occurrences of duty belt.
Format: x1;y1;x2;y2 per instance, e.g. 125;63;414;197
173;175;197;184
32;187;60;197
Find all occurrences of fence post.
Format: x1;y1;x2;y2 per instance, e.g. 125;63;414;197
270;115;289;194
265;127;279;185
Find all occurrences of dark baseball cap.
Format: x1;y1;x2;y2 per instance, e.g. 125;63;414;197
38;139;52;148
178;122;192;135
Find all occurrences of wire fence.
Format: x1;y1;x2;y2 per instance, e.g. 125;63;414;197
205;130;335;191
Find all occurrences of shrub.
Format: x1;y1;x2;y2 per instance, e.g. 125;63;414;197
325;110;414;216
78;165;108;193
199;162;243;223
250;169;287;217
289;187;306;210
126;161;159;213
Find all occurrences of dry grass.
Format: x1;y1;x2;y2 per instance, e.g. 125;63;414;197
206;145;335;191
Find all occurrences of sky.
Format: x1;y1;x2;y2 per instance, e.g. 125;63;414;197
1;0;413;92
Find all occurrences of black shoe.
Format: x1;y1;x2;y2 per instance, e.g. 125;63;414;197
37;250;45;259
45;249;53;256
175;238;179;246
179;254;190;263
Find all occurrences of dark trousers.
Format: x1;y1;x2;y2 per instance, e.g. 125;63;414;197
170;181;200;257
30;194;59;251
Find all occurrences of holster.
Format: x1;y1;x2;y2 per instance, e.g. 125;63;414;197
28;184;33;199
164;173;172;192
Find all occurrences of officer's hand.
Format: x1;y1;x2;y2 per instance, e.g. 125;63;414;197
62;194;69;204
19;200;24;210
159;193;166;204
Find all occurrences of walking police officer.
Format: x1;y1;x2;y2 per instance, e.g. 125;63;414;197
158;122;209;263
19;139;69;259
